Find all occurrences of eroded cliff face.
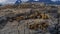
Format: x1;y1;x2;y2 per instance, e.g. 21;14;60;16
0;3;59;34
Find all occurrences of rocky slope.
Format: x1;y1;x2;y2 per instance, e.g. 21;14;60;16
0;3;59;34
